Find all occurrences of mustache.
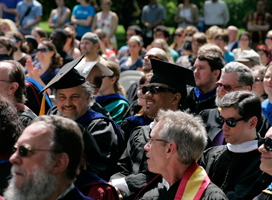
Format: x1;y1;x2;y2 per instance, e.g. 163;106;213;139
62;105;76;109
12;165;26;176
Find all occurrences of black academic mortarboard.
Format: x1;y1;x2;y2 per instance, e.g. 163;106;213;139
150;59;195;99
40;60;86;93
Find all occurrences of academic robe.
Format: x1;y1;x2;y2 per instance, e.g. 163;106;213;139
61;186;93;200
110;125;158;199
200;108;271;145
17;109;37;128
199;145;272;200
47;106;125;181
183;87;217;115
120;115;153;143
135;175;228;200
122;100;142;120
253;188;272;200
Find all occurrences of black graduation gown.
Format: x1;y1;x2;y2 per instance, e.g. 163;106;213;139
47;106;121;181
200;108;271;143
17;109;37;128
61;186;93;200
122;100;142;120
183;87;217;115
135;175;228;200
199;145;272;200
253;189;272;200
110;125;157;199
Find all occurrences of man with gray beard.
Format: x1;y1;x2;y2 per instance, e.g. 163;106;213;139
200;61;270;146
3;115;93;200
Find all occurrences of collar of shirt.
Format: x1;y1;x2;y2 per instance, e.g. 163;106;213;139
227;140;258;153
162;178;170;191
56;183;75;200
150;119;157;130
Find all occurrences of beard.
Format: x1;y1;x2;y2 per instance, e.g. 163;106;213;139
4;156;57;200
60;106;79;120
215;93;223;107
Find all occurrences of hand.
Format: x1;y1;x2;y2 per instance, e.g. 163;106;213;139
22;25;29;31
26;59;41;81
0;3;7;11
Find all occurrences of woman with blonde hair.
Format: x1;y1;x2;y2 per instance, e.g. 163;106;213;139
25;41;63;93
63;26;81;58
205;25;220;44
96;61;130;124
92;0;118;52
0;19;18;35
170;27;185;55
151;38;174;63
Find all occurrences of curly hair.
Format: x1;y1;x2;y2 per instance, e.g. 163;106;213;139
40;41;63;71
0;95;23;156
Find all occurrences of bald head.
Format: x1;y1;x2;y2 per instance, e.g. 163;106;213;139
143;48;168;74
227;26;238;43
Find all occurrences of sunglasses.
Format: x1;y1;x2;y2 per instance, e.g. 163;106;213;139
266;37;272;40
142;85;177;95
13;145;55;157
144;55;162;61
254;77;263;82
185;33;193;36
217;116;245;127
37;48;52;53
174;33;182;37
258;137;272;151
216;82;242;92
67;34;72;38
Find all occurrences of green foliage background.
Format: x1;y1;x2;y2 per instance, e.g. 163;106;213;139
39;0;271;29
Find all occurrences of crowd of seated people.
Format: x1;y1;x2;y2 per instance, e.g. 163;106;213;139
0;0;272;199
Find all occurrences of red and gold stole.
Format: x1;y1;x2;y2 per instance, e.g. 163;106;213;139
174;162;211;200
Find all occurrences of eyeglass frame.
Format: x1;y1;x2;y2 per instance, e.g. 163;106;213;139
144;55;163;61
217;116;245;128
254;77;263;82
141;85;178;95
13;144;57;157
36;48;52;53
215;81;242;92
147;137;168;145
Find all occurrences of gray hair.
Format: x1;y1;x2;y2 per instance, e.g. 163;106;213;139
54;81;95;107
32;115;83;180
222;62;254;90
157;109;207;164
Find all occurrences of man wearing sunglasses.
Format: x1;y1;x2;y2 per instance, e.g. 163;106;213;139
3;115;93;200
182;44;224;115
200;62;270;146
136;109;227;199
199;90;272;200
254;127;272;199
110;59;196;199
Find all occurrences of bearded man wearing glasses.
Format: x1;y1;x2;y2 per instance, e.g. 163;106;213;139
110;59;196;199
199;90;272;200
200;61;270;146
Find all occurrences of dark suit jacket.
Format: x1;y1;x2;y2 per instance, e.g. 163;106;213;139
200;108;271;144
229;40;239;52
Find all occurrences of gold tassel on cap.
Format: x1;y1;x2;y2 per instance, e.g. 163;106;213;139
39;90;47;116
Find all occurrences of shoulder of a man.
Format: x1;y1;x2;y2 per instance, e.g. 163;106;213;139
201;182;228;200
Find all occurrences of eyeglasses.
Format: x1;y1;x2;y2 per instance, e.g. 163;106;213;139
216;82;242;92
254;77;263;82
142;85;177;95
185;33;193;36
67;35;72;38
174;33;182;37
266;37;272;40
144;55;162;61
258;137;272;151
13;144;55;157
37;48;52;53
0;79;11;83
217;116;245;127
147;137;168;145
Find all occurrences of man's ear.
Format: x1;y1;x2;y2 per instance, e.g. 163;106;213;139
166;142;177;159
249;116;258;130
52;153;69;174
172;92;181;106
213;69;220;80
8;82;19;95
